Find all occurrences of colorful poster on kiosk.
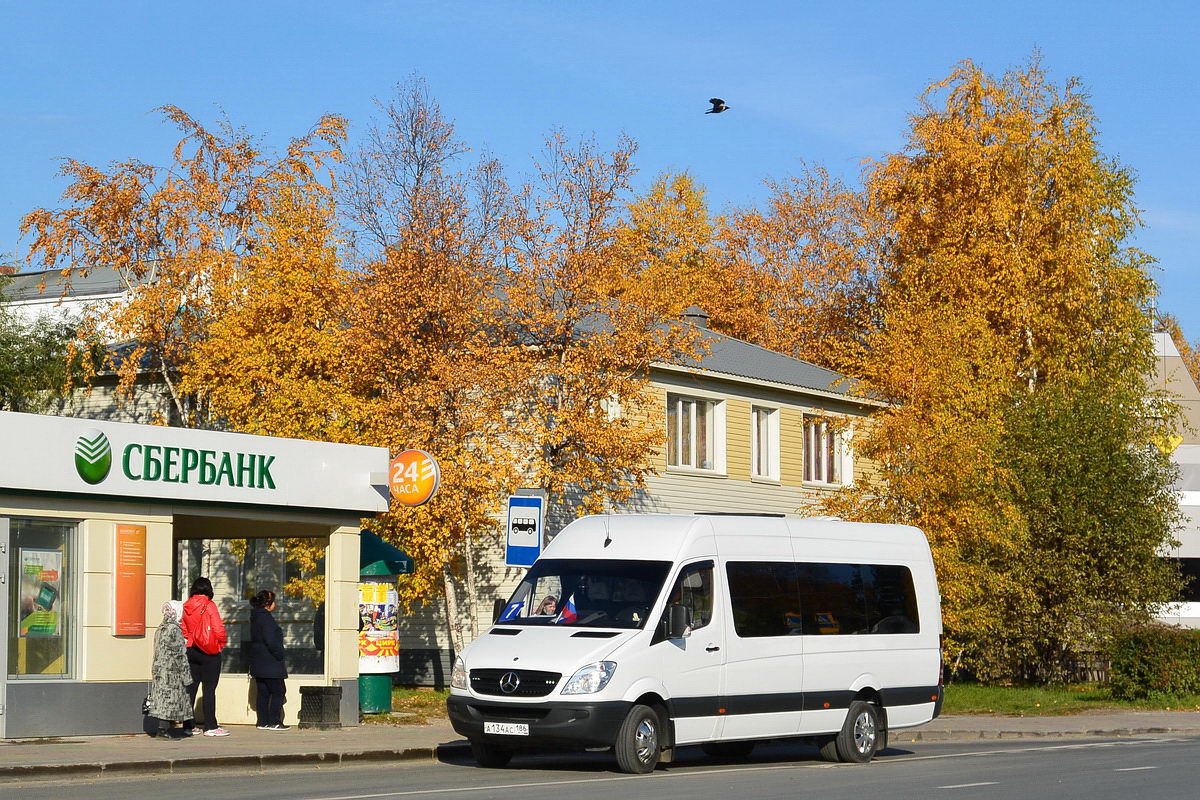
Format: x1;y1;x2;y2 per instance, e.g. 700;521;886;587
358;581;399;673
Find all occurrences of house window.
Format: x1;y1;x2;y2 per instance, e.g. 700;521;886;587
751;406;779;480
803;415;845;485
667;394;716;470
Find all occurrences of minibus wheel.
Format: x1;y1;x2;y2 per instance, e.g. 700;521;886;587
833;701;880;763
701;740;756;759
614;704;661;774
469;739;513;768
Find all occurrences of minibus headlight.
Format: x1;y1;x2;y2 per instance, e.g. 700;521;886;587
451;656;468;690
561;661;617;695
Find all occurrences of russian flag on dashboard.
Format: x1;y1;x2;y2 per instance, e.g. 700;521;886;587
556;596;577;624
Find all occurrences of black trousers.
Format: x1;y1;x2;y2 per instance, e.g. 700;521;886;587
255;677;287;727
184;647;222;731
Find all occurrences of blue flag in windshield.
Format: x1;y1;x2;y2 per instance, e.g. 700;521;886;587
499;600;524;621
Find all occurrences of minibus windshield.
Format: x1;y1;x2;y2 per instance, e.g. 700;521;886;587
497;558;672;629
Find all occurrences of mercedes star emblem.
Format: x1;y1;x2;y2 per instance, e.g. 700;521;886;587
499;671;520;694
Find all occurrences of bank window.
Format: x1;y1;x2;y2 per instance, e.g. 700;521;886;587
176;538;328;674
8;518;75;678
803;415;847;485
667;394;717;470
751;406;779;480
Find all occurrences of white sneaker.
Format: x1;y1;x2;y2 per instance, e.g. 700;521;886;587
264;724;291;732
203;727;231;737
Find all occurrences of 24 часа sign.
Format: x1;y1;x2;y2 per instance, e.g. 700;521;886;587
2;410;389;514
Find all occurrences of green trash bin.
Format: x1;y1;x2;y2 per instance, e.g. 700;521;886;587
359;673;393;714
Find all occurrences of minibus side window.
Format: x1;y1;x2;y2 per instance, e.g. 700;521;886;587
726;562;800;637
863;565;920;633
658;562;714;638
795;563;869;635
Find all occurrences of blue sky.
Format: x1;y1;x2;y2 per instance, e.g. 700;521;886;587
3;1;1198;338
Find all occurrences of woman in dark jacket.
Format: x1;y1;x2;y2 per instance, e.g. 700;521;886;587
249;589;290;731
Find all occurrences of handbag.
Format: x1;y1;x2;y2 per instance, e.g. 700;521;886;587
141;695;151;715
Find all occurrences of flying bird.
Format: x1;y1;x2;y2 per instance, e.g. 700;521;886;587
706;98;730;114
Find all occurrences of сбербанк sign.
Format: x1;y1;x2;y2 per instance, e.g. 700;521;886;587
2;410;388;513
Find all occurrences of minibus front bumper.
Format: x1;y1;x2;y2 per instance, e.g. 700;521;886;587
447;695;632;749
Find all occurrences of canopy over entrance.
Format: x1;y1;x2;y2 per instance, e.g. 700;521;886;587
359;530;414;576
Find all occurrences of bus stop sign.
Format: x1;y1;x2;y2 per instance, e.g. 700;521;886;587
505;495;544;566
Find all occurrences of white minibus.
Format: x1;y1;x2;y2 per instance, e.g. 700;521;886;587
447;513;943;773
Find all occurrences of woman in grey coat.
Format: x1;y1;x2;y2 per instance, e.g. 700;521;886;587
147;600;193;738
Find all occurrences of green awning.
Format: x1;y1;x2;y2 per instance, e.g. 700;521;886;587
359;530;414;576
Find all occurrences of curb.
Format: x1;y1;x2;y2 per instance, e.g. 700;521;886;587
896;726;1200;742
3;730;1198;783
0;743;473;783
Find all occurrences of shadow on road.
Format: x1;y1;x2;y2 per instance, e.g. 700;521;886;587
439;740;918;774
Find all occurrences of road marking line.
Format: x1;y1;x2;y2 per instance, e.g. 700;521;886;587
299;738;1192;800
939;782;998;789
1115;766;1158;771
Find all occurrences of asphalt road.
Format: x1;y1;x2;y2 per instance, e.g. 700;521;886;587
10;735;1197;799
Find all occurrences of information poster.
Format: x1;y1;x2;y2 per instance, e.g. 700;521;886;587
358;580;399;674
18;548;62;638
114;524;147;635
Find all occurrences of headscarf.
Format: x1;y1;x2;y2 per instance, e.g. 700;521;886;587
162;599;183;623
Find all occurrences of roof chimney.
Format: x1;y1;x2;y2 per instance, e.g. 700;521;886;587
682;305;710;329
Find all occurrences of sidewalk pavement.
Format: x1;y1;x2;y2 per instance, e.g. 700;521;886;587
2;710;1200;783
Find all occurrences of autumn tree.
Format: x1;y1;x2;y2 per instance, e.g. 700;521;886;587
820;57;1181;681
499;132;701;526
605;171;722;316
20;106;347;427
710;166;880;371
337;79;526;653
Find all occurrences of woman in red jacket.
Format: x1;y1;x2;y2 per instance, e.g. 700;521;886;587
180;576;229;736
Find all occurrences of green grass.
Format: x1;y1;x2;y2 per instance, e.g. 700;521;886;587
359;686;451;726
943;682;1200;716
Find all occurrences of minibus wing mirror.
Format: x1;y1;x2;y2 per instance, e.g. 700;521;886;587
667;603;690;639
492;598;506;622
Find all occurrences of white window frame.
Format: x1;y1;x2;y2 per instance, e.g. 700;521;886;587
750;405;780;481
803;414;853;486
666;393;726;474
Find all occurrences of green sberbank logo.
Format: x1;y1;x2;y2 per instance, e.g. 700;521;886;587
75;429;113;484
71;426;277;490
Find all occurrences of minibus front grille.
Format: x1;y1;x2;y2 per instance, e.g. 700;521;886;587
470;669;562;697
475;705;553;722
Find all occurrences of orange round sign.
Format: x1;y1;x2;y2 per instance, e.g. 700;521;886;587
390;449;440;506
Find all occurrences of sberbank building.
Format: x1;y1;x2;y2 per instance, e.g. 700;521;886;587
0;410;390;739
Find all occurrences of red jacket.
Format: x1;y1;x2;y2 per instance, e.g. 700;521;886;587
181;594;227;654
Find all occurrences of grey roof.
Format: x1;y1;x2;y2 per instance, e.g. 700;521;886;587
1;267;125;302
674;327;860;398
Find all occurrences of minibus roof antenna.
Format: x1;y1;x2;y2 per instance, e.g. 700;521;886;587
603;516;612;548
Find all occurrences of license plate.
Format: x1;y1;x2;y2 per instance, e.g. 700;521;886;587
484;722;529;736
